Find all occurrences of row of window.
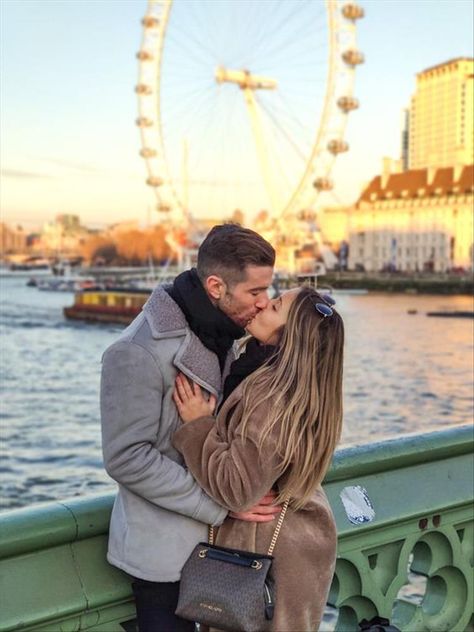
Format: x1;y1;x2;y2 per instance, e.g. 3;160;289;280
354;246;450;259
368;197;472;208
369;233;450;244
354;235;450;246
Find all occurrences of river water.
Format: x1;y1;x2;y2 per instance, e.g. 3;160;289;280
1;276;473;511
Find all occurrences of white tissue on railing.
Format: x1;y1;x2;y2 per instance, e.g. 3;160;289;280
340;485;375;524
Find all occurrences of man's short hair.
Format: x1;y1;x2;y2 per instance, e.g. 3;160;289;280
197;223;275;287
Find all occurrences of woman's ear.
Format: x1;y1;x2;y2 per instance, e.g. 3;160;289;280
204;275;225;301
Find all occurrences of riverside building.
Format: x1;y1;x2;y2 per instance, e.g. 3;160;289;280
408;57;474;170
348;163;474;273
345;56;474;273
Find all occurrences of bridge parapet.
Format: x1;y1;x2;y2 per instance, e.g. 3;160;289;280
325;425;473;631
0;425;472;631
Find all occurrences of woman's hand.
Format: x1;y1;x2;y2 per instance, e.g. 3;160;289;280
173;373;217;423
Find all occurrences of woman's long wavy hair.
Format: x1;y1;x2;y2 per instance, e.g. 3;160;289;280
239;286;344;509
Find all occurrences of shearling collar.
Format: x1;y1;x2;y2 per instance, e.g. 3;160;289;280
143;284;187;338
143;284;234;397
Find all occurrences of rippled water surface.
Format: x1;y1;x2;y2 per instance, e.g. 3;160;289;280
1;276;473;510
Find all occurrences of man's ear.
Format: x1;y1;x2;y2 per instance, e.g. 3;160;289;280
204;275;225;301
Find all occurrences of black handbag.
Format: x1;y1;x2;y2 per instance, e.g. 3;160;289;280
175;498;290;632
359;616;402;631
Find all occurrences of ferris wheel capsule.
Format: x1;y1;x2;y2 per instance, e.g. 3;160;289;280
136;50;154;62
146;176;164;187
157;203;171;213
135;84;153;95
142;16;160;28
140;148;157;158
313;178;333;191
327;140;349;154
297;209;316;221
337;96;360;112
342;50;365;66
136;117;153;128
342;3;365;20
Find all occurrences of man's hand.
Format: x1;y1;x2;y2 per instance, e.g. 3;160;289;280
230;491;282;523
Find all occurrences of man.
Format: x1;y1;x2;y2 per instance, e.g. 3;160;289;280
101;224;279;631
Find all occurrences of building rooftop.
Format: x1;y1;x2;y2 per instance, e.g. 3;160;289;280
358;164;474;206
418;57;474;76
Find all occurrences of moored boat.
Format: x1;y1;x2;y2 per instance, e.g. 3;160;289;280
64;289;151;324
426;310;474;318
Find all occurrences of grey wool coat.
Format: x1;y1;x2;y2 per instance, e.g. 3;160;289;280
173;384;337;632
100;285;232;581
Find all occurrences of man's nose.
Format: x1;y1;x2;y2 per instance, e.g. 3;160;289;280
255;293;270;310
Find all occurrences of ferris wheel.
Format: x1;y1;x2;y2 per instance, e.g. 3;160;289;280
136;0;364;242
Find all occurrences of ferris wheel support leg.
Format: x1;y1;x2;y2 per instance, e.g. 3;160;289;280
242;88;280;214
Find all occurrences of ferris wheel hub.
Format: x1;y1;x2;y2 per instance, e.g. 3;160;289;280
215;66;277;91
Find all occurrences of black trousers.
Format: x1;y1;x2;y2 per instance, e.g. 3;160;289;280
132;578;195;632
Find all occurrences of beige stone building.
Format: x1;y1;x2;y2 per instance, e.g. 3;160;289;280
0;222;27;255
348;164;474;273
318;206;351;250
41;214;88;255
409;57;474;169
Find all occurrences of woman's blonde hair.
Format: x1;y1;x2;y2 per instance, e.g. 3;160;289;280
240;287;344;509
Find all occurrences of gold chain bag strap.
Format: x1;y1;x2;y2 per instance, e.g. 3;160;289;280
176;498;290;632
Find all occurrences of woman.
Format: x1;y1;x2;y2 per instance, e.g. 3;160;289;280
172;287;344;631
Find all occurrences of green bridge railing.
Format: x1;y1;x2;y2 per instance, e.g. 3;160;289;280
1;425;473;631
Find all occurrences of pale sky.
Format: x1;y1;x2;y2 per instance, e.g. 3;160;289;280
1;0;473;231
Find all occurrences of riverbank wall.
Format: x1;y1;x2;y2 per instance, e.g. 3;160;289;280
317;272;473;295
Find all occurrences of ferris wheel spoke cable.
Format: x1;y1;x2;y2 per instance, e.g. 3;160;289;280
244;0;282;46
220;111;257;214
256;101;313;159
167;11;221;63
261;1;315;51
257;105;295;203
175;95;223;179
185;2;221;59
256;96;309;165
162;74;216;105
271;145;294;208
215;92;245;212
162;83;217;123
275;92;323;138
184;97;228;187
267;35;328;66
165;33;217;69
249;95;301;210
248;4;322;64
162;100;219;153
236;1;293;68
162;98;223;188
257;26;325;69
165;25;219;64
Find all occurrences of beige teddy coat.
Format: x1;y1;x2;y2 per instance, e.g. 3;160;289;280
172;382;337;632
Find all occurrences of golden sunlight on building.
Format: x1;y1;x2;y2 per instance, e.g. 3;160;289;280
409;57;474;169
318;207;350;249
0;222;27;256
41;214;89;255
348;164;474;273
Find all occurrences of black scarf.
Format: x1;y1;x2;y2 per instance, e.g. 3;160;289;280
166;268;245;371
220;338;276;408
